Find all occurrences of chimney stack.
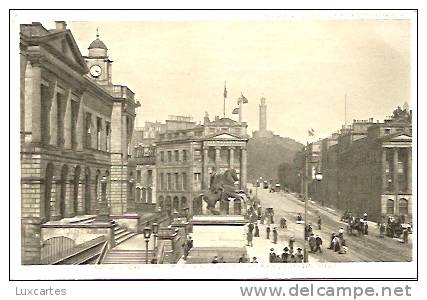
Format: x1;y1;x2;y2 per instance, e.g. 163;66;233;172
55;21;67;31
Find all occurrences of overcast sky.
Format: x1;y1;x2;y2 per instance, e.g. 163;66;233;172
65;19;411;143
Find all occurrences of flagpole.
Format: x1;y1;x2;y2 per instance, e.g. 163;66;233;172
239;97;242;123
344;93;347;127
223;81;226;118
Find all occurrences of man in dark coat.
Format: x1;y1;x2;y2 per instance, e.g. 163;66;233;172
281;247;289;263
248;222;254;234
296;248;304;263
254;224;260;237
266;226;271;239
269;248;276;263
317;215;322;230
247;231;253;247
314;235;323;253
272;227;278;244
289;236;295;251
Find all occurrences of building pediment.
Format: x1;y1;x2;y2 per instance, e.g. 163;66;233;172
381;133;412;145
207;132;245;140
35;30;89;74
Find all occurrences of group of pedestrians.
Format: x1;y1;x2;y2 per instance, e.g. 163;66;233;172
246;222;260;246
269;246;304;263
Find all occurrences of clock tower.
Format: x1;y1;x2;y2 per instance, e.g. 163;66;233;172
84;30;113;86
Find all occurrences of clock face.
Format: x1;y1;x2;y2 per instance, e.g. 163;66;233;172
90;65;102;78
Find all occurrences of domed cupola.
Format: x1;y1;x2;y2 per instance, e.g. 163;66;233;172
88;29;108;57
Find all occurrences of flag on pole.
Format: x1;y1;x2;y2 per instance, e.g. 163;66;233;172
237;93;248;104
224;82;227;99
232;107;240;114
308;128;315;136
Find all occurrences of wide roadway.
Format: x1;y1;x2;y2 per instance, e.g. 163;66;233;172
252;185;412;262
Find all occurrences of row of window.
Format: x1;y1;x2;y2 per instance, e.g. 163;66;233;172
136;169;153;186
386;198;409;215
159;172;188;191
159;150;188;163
84;112;111;151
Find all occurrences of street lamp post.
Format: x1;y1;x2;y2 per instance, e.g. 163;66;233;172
303;167;323;263
143;226;152;264
152;222;159;251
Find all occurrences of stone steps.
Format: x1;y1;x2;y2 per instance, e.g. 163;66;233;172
103;250;154;264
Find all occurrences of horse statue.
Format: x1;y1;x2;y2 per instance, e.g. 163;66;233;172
201;168;244;215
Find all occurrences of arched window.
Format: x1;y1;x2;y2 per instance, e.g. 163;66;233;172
386;199;394;215
399;198;409;215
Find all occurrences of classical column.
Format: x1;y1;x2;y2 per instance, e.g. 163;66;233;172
215;147;221;165
229;147;235;169
382;148;387;193
49;92;58;146
64;180;75;218
75;98;84;151
393;148;399;212
31;62;42;143
240;146;248;191
77;181;85;215
63;90;72;149
407;148;412;193
202;147;209;189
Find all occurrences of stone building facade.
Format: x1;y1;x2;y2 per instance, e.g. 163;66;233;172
20;22;138;264
306;108;412;221
155;114;249;216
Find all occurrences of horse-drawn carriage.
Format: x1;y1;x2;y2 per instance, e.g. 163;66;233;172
386;219;412;238
346;217;367;236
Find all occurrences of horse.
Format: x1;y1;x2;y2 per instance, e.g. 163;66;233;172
346;217;363;236
200;168;244;214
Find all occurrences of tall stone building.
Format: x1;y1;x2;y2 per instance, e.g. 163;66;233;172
155;114;249;216
306;107;412;221
252;97;274;138
83;31;139;215
20;22;138;264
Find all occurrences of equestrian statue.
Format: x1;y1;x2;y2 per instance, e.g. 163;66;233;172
201;167;244;215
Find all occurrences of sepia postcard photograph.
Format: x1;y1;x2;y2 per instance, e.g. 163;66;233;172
9;9;418;282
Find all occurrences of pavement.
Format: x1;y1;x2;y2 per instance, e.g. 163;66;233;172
253;185;412;262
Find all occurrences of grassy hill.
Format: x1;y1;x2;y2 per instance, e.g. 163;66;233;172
247;135;303;183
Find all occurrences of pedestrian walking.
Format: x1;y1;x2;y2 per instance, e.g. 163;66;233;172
269;248;276;263
211;256;219;263
272;227;278;244
182;242;189;260
219;257;226;263
247;231;253;247
379;223;385;238
251;257;258;263
248;222;254;234
403;228;409;244
314;235;323;254
308;233;316;252
254;224;260;237
289;236;295;251
266;226;271;239
296;248;304;263
363;212;368;222
187;236;193;249
281;247;289;263
318;215;322;230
